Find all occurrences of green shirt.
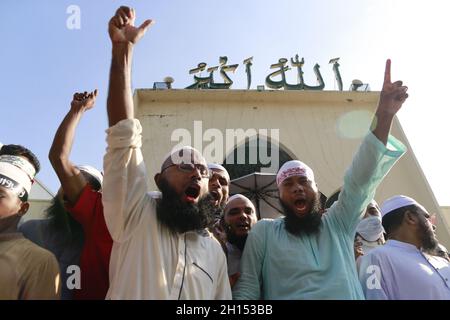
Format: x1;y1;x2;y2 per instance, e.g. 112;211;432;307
233;132;406;300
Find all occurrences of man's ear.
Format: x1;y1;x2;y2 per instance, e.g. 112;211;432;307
404;210;418;226
154;173;161;189
18;202;29;216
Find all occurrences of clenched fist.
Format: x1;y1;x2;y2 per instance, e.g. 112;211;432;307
108;6;154;45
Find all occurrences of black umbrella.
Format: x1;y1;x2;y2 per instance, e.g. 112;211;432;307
230;172;282;220
230;172;328;219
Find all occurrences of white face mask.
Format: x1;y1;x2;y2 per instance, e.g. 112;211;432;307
356;216;385;242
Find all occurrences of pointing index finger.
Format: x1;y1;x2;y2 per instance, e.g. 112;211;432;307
384;59;391;84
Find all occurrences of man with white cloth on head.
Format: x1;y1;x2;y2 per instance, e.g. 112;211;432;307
0;147;60;299
103;6;230;299
233;59;408;300
358;195;450;300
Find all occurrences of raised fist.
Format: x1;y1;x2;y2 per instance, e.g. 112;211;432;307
108;6;154;45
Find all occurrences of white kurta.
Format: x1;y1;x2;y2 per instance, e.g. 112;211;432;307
358;240;450;300
102;119;231;300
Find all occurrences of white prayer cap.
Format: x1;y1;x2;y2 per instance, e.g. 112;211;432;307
208;163;230;181
161;146;206;171
76;165;103;186
380;195;428;218
276;160;315;186
224;194;256;215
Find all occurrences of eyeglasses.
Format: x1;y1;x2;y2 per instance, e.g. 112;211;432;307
162;163;210;178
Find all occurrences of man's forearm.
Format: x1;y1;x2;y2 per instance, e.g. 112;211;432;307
49;108;88;205
107;43;134;127
371;110;395;146
49;108;83;168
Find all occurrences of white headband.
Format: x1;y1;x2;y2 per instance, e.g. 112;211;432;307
0;155;36;180
0;162;32;200
276;160;315;186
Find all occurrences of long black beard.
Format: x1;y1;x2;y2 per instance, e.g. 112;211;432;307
281;193;322;236
157;179;216;234
46;196;83;244
225;226;248;251
207;202;225;232
212;202;225;223
419;218;439;251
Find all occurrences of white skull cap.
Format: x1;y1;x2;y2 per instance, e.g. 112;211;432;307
380;195;427;218
76;165;103;186
208;163;230;181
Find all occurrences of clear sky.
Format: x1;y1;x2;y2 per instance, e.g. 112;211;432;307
1;0;450;205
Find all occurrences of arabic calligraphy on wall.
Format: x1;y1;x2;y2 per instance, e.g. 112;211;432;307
185;55;343;91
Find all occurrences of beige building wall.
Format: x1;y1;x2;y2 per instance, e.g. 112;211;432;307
134;89;450;248
22;179;53;223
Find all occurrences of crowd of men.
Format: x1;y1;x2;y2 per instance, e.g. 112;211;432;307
1;6;449;300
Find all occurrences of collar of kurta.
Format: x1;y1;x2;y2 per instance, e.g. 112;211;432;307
385;239;420;252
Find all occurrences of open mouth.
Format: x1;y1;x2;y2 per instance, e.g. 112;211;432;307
210;190;221;206
294;199;308;216
184;184;201;203
236;222;250;231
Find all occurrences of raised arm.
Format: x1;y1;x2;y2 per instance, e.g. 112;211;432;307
49;90;98;205
328;60;407;233
107;6;153;126
371;59;408;145
103;7;154;242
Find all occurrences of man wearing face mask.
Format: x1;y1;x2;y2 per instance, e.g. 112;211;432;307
354;200;385;260
358;195;450;300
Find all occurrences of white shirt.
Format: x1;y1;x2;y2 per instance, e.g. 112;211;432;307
103;119;231;300
358;239;450;300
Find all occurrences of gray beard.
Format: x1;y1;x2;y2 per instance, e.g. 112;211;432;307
419;219;439;251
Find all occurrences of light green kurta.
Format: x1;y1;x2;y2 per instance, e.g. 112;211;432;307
233;132;406;300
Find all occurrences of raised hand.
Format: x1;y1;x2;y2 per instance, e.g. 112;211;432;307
378;59;409;116
371;59;409;145
71;89;98;112
108;6;154;45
